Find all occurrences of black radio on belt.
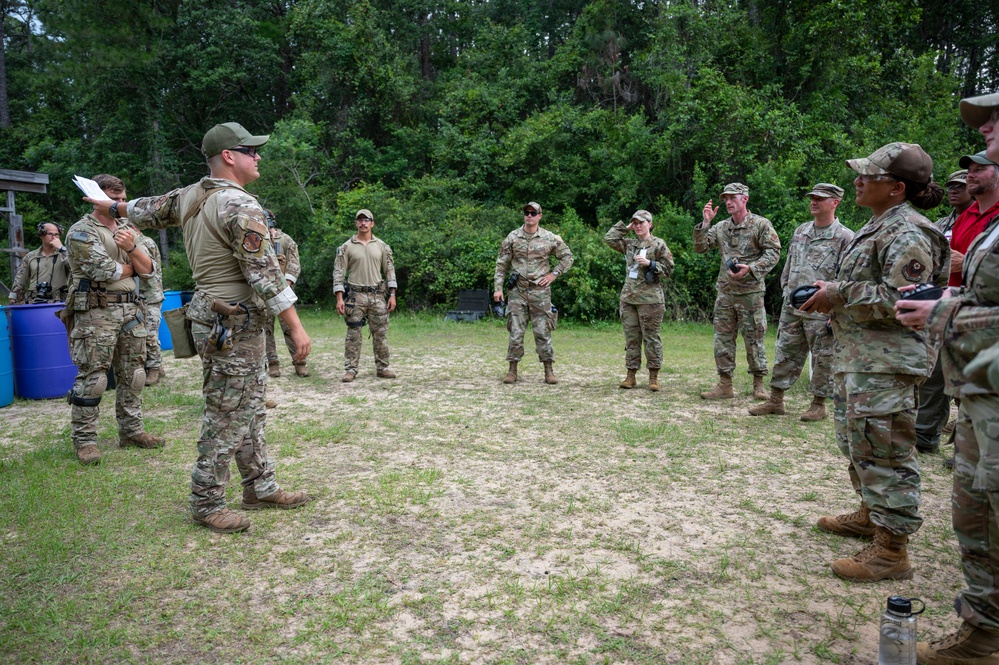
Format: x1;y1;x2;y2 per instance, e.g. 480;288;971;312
789;284;820;309
899;284;944;301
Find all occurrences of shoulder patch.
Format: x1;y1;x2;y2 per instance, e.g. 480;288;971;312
71;231;89;242
241;230;265;254
901;259;926;282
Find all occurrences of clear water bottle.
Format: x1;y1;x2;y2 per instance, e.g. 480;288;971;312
878;596;925;665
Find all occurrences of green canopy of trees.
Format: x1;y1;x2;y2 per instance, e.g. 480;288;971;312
2;0;995;319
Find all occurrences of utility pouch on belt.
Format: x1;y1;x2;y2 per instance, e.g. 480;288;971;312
73;279;92;312
164;305;197;359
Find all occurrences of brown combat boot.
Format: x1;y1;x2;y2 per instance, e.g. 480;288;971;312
192;508;250;534
377;368;397;379
120;431;166;449
749;387;785;416
342;371;356;383
917;622;999;664
700;374;734;399
620;369;637;389
648;369;660;392
268;362;281;378
800;396;827;421
76;444;101;465
830;526;913;582
817;503;875;538
144;368;161;386
503;362;518;384
294;364;310;377
242;487;310;510
752;375;768;400
543;361;558;384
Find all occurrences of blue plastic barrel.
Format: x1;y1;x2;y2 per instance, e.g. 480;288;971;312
0;307;14;407
7;303;77;399
180;290;194;305
159;290;183;351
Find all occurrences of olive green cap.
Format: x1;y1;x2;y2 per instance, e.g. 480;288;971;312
960;91;999;129
355;209;374;221
958;151;999;169
202;122;269;158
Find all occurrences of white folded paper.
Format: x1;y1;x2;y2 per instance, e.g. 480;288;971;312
72;175;113;201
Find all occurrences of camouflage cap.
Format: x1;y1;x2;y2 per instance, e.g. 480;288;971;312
806;183;844;199
523;201;542;214
721;183;749;196
945;169;968;185
202;122;269;158
630;210;653;224
959;91;999;129
355;209;374;221
959;151;999;169
847;142;933;184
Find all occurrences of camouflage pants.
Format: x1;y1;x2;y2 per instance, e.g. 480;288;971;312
190;310;278;518
712;291;768;376
833;372;922;535
143;302;163;370
69;304;148;449
620;301;665;370
265;314;302;367
506;286;554;363
770;306;834;397
344;291;390;374
951;394;999;631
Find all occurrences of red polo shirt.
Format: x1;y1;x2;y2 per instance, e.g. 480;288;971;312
949;198;999;286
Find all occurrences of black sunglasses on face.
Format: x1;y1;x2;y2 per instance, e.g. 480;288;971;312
229;146;259;158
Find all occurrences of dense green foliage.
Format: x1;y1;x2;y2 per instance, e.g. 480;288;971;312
2;0;995;319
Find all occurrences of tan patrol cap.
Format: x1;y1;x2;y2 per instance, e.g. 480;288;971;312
355;209;374;221
721;183;748;196
847;142;933;185
202;122;269;158
960;91;999;129
806;183;844;199
630;210;653;224
945;169;968;185
958;151;999;169
523;202;542;214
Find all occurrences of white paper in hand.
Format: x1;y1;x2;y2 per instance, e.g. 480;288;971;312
72;175;113;201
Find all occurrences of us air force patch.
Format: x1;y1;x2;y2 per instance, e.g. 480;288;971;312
241;231;264;254
901;259;926;282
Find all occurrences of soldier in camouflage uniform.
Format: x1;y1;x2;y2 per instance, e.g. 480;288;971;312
694;183;781;400
802;143;949;582
493;202;574;385
263;210;308;378
333;209;397;382
10;223;70;304
66;174;164;466
750;184;854;420
936;169;972;237
603;210;674;391
903;93;999;664
87;122;312;534
136;233;165;386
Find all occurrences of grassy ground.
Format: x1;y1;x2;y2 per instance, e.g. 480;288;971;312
0;310;962;664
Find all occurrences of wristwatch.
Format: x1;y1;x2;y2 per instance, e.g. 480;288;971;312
109;202;120;219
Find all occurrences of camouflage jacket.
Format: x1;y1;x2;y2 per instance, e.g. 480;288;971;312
271;229;301;284
494;226;574;292
10;246;70;303
126;177;296;318
935;209;959;236
603;222;674;305
928;215;999;397
826;202;950;375
332;236;396;293
67;214;154;295
137;233;164;304
693;211;781;295
781;219;855;320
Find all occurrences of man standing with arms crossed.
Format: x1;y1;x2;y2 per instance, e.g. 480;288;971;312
750;184;854;420
494;202;574;385
695;183;781;400
86;122;312;534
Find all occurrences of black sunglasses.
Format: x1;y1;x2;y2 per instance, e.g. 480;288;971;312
228;146;259;158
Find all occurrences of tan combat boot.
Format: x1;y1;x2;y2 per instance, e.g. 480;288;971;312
830;526;913;582
917;622;999;664
620;369;637;389
76;444;101;465
120;431;166;449
752;375;768;400
192;508;250;534
294;364;310;377
377;368;397;379
543;361;558;384
242;487;310;510
749;387;785;416
268;362;281;378
144;368;161;386
648;369;660;392
817;503;875;538
700;374;734;399
342;371;356;383
503;362;518;384
800;396;827;421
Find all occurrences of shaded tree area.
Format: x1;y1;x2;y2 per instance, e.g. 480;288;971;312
2;0;996;319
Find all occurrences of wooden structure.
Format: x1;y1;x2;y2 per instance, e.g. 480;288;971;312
0;170;49;285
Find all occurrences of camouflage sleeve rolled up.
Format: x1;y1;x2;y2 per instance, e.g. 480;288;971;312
67;217;123;283
493;235;514;292
215;191;290;309
692;221;719;254
332;240;349;293
284;234;301;283
381;241;397;290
